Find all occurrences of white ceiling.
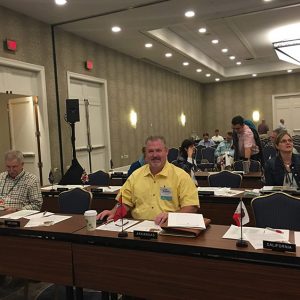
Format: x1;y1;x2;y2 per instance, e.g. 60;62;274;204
1;0;300;83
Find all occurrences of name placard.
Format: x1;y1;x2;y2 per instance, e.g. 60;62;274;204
4;220;20;227
134;230;158;240
263;240;296;252
91;188;103;193
57;187;68;192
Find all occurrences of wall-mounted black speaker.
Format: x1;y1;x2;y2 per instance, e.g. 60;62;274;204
66;99;80;123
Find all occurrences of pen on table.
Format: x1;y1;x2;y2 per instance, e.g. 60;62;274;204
266;227;284;234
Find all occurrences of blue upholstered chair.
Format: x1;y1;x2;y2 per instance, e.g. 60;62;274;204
251;192;300;230
208;170;242;188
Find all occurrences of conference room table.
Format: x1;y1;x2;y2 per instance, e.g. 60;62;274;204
195;171;264;188
73;224;300;299
1;212;300;299
0;212;86;300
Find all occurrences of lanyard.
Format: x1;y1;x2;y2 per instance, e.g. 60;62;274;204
0;172;25;197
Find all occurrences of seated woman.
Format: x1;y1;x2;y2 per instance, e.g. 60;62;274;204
264;131;300;187
172;139;198;185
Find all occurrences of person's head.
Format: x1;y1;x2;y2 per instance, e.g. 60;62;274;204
5;150;24;179
203;133;209;141
145;136;168;174
179;139;195;158
275;131;293;154
280;118;285;124
261;119;266;124
225;131;233;142
270;128;285;143
215;129;220;136
231;115;244;134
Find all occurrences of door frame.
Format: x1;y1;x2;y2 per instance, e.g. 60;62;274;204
66;71;111;171
272;92;300;133
0;56;51;184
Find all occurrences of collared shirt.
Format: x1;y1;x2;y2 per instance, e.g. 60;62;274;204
211;135;224;143
198;139;215;148
237;124;259;157
215;140;234;158
118;161;199;220
0;170;42;210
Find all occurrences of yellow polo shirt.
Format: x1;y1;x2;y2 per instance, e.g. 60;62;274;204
118;161;199;220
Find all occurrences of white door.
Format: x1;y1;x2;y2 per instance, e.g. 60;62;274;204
68;75;111;172
273;94;300;135
8;97;41;182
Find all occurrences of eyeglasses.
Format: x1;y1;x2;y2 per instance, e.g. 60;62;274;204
279;139;293;144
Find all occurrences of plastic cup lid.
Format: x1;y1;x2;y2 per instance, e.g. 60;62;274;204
84;210;97;217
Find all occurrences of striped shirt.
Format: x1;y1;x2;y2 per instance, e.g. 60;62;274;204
0;170;42;210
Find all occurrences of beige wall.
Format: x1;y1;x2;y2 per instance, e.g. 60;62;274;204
203;73;300;137
0;6;203;170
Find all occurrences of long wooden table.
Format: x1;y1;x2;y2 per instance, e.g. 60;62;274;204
0;214;86;300
1;212;300;299
72;225;300;299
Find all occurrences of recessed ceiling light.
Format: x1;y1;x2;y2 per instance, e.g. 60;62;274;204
185;10;195;18
287;69;293;73
198;27;207;34
215;78;220;82
145;43;153;48
196;68;202;73
165;53;172;58
252;74;257;77
229;56;236;60
205;73;211;77
264;0;272;2
212;39;219;44
236;61;242;65
183;62;189;66
221;48;228;53
55;0;67;5
111;26;121;33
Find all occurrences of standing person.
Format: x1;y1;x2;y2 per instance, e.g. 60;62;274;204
211;129;224;144
258;119;269;135
97;136;199;225
198;133;215;148
172;139;198;185
0;150;42;212
278;119;286;130
231;115;263;164
264;131;300;187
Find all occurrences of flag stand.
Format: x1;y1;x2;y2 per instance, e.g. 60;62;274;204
236;200;248;248
118;216;128;237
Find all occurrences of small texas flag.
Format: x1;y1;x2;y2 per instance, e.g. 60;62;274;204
113;195;127;222
233;200;249;226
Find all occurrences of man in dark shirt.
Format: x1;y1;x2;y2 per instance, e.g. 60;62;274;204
258;119;269;135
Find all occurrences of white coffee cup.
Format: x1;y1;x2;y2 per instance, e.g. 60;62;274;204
84;210;97;231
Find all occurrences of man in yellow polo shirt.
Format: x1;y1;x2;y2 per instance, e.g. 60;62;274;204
97;136;199;225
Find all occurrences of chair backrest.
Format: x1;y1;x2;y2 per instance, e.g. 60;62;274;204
195;146;203;163
58;187;92;214
251;192;300;230
262;146;277;163
88;170;110;186
208;170;242;188
167;148;179;162
201;147;215;163
233;160;261;172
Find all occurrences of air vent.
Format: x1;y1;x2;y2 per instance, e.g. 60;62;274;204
140;58;180;74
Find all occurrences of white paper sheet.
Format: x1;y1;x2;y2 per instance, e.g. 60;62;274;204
24;215;72;227
126;220;162;233
214;188;244;197
95;186;121;192
24;212;54;219
167;213;206;229
96;219;139;232
41;185;90;191
223;225;289;249
0;210;40;219
197;187;221;192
